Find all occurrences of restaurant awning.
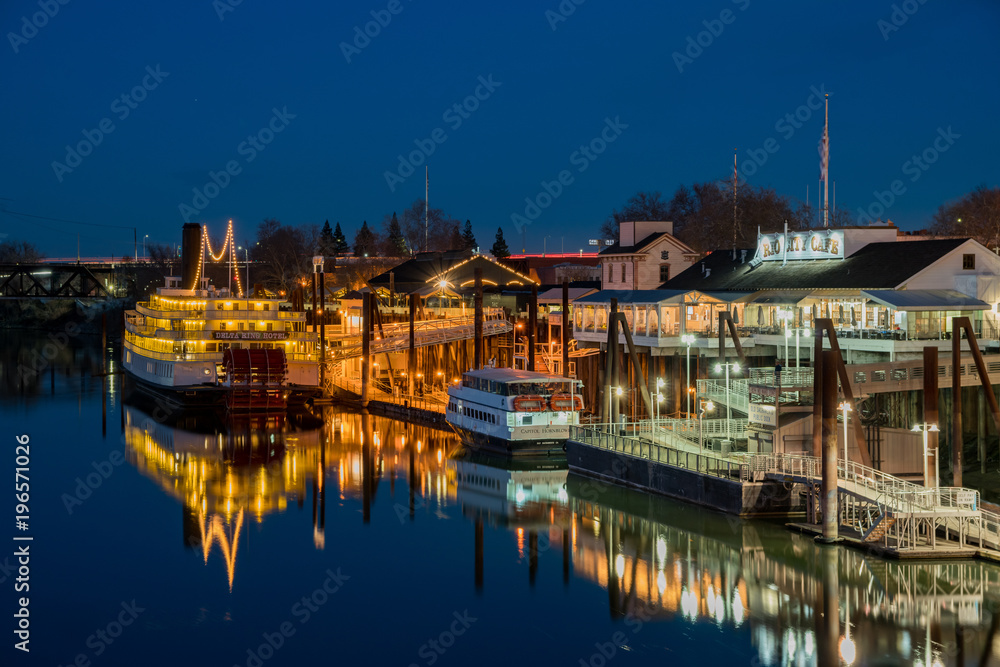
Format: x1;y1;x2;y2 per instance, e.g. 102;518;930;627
573;289;689;305
861;289;990;311
746;290;812;305
702;291;756;303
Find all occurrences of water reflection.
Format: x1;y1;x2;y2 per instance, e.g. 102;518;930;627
120;400;1000;665
566;478;1000;666
450;450;570;589
122;403;458;589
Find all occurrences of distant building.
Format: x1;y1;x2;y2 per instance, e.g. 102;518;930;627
503;253;601;285
599;221;699;290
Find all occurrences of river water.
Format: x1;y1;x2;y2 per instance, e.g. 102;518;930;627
2;333;1000;666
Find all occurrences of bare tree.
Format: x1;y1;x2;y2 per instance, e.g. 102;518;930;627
930;185;1000;248
600;190;670;240
0;240;44;263
253;218;311;294
400;199;461;252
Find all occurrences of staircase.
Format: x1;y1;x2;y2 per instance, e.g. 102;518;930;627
864;513;897;542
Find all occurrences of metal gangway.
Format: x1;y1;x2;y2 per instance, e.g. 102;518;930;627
750;452;1000;554
570;422;1000;557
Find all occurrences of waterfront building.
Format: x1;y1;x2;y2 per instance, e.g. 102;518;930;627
571;225;1000;467
598;221;699;289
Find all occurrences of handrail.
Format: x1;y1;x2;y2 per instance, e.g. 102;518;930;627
569;424;750;482
750;451;981;515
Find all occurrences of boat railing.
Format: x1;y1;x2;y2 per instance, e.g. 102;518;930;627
123;337;316;363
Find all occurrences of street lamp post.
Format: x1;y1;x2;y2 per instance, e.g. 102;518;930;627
681;334;695;417
911;423;940;488
714;362;740;441
839;401;852;473
699;400;715;450
614;386;623;433
655;378;665;428
656;391;664;432
143;234;149;260
796;326;810;367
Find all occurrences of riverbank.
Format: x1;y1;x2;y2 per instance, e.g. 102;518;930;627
0;298;127;335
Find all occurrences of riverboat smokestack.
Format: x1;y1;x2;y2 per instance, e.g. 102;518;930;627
181;223;202;289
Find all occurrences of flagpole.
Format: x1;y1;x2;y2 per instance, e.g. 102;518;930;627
733;148;738;251
823;94;829;228
425;166;429;252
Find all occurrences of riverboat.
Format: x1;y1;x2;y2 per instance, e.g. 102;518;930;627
122;223;319;410
445;368;583;456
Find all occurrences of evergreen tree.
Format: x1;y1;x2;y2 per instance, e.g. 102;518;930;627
319;220;335;256
333;222;350;256
490;227;511;259
448;223;463;250
353;221;378;257
382;212;408;256
461;220;477;250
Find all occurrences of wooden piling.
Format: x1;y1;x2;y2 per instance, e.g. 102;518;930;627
812;326;823;457
923;346;939;487
361;292;370;408
408;294;416;397
818;349;840;544
529;284;537;372
609;298;619;424
319;271;326;383
562;279;570;377
952;326;962;487
475;518;484;591
474;268;483;369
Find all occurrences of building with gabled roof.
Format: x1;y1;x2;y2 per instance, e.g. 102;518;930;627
599;221;700;290
368;251;536;299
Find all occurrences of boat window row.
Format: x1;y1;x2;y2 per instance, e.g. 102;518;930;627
448;402;497;424
214;302;272;311
460;377;577;396
219;321;280;332
457;473;500;490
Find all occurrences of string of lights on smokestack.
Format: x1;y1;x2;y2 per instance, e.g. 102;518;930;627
191;220;245;297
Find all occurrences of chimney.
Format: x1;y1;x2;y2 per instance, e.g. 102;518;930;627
181;223;201;289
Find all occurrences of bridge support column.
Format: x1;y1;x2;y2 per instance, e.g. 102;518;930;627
817;350;840;544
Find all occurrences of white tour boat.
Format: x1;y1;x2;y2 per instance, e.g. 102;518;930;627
445;368;583;456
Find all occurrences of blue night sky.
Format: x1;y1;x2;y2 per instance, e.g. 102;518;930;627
2;0;998;258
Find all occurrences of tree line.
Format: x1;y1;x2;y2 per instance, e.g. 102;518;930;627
602;183;1000;252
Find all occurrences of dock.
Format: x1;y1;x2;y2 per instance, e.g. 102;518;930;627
566;420;1000;561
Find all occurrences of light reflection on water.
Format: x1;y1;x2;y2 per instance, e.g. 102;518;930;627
5;333;1000;666
122;401;1000;667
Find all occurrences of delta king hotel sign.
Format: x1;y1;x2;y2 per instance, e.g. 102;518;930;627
757;229;844;262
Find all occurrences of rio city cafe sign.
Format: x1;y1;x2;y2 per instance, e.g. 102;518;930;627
758;229;844;262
